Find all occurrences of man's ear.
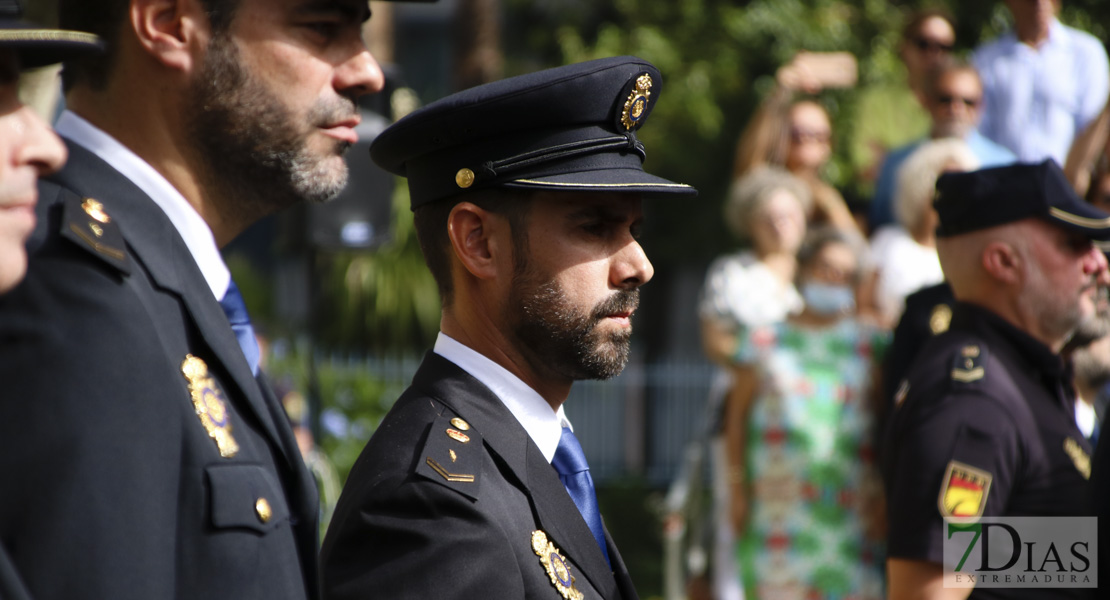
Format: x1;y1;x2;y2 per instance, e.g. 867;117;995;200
446;202;510;281
982;240;1023;285
130;0;208;73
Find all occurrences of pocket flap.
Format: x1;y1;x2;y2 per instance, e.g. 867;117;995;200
207;463;290;533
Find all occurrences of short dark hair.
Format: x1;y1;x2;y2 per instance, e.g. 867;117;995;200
413;189;534;307
901;8;956;44
59;0;241;92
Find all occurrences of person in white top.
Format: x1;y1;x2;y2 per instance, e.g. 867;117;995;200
0;1;385;599
866;138;979;327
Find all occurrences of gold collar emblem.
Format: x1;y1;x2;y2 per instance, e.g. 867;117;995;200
1064;437;1091;480
531;530;583;600
620;74;652;131
181;354;239;457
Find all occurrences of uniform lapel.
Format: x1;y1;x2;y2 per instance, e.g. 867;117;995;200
416;353;621;599
48;140;292;468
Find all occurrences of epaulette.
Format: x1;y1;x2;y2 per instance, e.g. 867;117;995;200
58;193;130;274
950;344;987;385
414;413;482;500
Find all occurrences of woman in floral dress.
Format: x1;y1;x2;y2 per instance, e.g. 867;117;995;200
725;227;887;600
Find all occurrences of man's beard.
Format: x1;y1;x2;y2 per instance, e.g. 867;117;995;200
183;34;357;225
509;266;639;381
1066;285;1110;350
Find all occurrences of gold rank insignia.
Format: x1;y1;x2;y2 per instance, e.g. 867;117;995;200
446;428;470;443
181;354;239;457
938;460;992;518
951;345;985;383
531;530;584;600
929;304;952;334
1064;437;1091;480
620;74;652;131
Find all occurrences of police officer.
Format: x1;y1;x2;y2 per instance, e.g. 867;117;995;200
0;5;100;598
883;160;1109;599
0;0;384;598
320;56;696;600
0;1;100;294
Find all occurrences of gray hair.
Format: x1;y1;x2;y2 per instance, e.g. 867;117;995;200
724;167;812;243
894;138;979;233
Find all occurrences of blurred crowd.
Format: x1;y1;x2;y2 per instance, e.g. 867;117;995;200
689;2;1110;599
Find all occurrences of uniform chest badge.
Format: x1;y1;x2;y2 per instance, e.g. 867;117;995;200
938;460;992;518
531;530;584;600
1064;437;1091;480
181;354;239;458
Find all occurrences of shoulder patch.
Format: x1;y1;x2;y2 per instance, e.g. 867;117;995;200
58;195;130;274
415;413;482;500
950;344;986;384
938;460;992;519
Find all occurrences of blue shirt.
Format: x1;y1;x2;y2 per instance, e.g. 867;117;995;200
973;19;1110;164
869;131;1016;230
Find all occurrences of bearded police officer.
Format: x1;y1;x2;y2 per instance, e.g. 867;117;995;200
883;160;1110;599
321;56;696;600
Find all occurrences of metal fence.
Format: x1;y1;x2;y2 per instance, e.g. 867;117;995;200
344;354;718;488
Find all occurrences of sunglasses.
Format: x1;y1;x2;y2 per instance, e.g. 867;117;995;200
936;94;980;108
789;128;831;144
913;37;954;53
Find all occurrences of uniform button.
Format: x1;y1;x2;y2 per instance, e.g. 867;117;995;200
255;498;272;523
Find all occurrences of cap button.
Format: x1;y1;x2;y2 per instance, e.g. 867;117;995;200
255;497;272;523
456;168;475;189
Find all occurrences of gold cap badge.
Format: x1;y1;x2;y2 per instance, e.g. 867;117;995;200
531;530;583;600
181;354;239;458
620;74;652;131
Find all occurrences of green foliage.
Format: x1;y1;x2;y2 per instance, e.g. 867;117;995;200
315;180;441;353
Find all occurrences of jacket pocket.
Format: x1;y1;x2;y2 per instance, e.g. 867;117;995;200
206;463;290;534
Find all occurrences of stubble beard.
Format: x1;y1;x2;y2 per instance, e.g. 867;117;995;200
509;265;639;381
183;34;357;226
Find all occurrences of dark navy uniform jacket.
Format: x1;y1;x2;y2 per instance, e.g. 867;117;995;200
882;303;1094;599
321;352;637;600
0;141;319;599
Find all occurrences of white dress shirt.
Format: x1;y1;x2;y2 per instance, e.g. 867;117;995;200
434;332;570;463
973;19;1110;164
54;111;231;301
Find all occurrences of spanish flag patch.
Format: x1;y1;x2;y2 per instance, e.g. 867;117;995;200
938;460;992;518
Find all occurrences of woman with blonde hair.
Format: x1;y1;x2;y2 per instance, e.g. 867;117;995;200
866;138;979;326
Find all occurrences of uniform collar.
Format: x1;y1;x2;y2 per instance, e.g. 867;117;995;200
952;302;1066;379
434;332;570;462
54;111;230;301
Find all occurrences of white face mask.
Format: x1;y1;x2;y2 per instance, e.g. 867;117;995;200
801;281;855;316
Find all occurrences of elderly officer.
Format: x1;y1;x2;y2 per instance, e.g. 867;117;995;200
320;56;695;600
0;0;383;599
0;5;100;598
882;160;1109;600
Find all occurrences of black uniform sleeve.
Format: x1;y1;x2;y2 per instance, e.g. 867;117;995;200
885;391;1022;563
0;243;182;598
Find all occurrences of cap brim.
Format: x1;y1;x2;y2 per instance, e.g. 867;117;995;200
502;168;697;198
1046;204;1110;241
0;24;104;69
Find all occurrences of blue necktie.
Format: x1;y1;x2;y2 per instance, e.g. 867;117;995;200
219;280;260;375
552;426;611;568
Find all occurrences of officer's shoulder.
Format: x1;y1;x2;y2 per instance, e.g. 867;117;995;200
412;410;483;501
32;183;130;276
